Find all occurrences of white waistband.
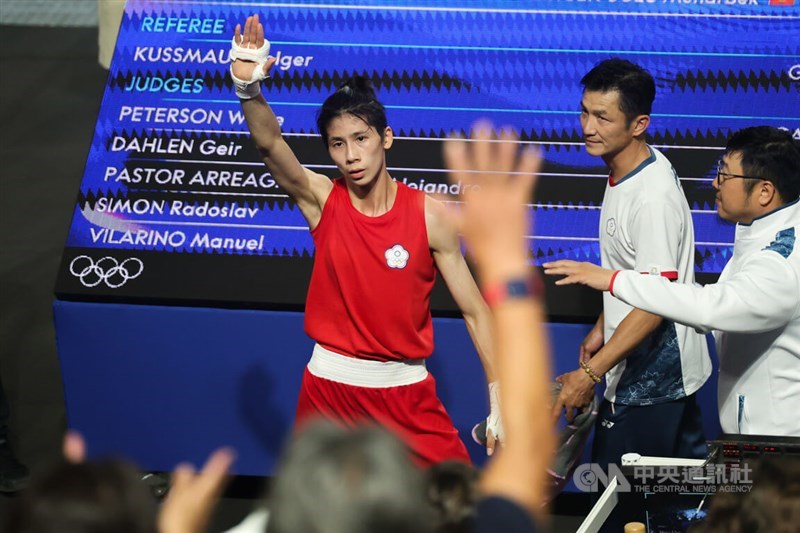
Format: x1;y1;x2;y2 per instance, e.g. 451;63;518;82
307;344;428;388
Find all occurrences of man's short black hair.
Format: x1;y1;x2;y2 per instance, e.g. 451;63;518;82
726;126;800;203
580;58;656;125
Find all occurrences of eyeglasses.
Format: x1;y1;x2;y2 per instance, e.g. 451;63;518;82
715;161;761;184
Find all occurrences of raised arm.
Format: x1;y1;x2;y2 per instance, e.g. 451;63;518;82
231;15;332;228
443;123;553;523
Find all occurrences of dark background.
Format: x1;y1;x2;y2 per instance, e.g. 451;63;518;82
0;25;106;474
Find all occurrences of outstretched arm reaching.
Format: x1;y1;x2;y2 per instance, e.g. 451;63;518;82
231;15;332;228
544;255;799;334
542;260;616;292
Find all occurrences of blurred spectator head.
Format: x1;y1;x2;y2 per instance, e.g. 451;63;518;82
268;420;434;533
5;458;157;533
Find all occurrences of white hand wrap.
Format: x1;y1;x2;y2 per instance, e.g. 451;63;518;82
229;36;271;100
486;381;504;444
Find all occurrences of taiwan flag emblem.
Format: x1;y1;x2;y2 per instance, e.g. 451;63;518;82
769;0;794;5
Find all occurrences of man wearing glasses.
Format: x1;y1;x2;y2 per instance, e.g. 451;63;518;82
545;126;800;437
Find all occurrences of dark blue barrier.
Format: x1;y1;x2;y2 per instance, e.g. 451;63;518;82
53;300;719;488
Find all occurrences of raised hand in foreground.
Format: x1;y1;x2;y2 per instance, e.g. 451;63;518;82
444;123;554;521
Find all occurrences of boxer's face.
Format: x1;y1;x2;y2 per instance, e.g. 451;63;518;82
326;114;393;189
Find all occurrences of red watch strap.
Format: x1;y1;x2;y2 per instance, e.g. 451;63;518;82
482;275;543;308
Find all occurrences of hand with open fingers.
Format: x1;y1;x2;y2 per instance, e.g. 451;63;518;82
158;448;236;533
542;260;616;292
442;121;540;281
230;14;277;99
579;324;604;365
551;369;597;423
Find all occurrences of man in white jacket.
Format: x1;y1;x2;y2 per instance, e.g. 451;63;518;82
544;126;800;437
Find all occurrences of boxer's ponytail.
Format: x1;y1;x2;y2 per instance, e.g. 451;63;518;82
316;76;388;145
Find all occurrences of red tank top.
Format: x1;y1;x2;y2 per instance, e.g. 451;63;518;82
305;179;435;361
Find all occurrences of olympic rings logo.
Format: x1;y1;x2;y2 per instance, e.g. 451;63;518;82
69;255;144;288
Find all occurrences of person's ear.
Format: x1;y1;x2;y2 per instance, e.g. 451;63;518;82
383;127;394;150
756;180;778;207
631;115;650;137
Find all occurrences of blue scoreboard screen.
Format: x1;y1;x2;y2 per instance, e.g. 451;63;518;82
54;0;799;317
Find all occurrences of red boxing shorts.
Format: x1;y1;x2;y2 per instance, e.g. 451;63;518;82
294;344;471;467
